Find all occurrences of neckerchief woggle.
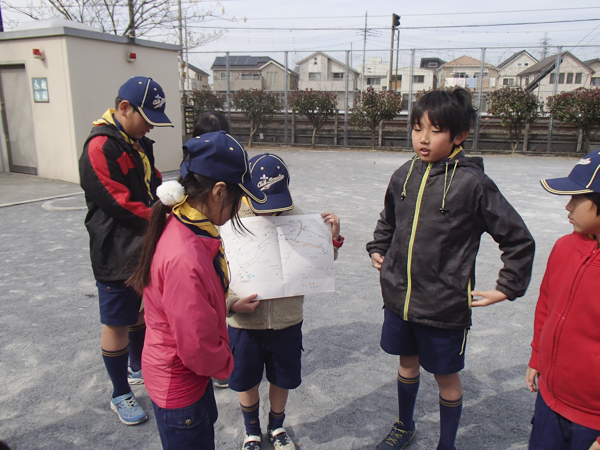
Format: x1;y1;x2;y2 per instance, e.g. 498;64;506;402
171;198;229;296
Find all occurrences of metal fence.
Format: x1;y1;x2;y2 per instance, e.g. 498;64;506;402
187;44;600;153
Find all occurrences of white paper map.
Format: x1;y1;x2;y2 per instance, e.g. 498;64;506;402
220;214;335;300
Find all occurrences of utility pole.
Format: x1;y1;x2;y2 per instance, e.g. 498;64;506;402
388;14;400;91
178;0;184;93
394;26;400;89
0;2;5;32
361;12;367;91
127;0;135;37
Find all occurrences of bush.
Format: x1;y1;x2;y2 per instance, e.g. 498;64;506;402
290;89;338;149
231;89;281;147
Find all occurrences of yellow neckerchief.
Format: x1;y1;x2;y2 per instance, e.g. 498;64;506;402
171;199;229;296
93;109;153;201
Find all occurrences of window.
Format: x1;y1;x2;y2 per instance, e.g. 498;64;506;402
575;73;582;84
524;63;529;66
474;72;488;78
428;62;438;68
265;71;278;86
517;63;522;66
549;73;565;84
503;78;515;86
413;75;424;83
219;72;228;79
367;77;381;85
332;72;344;79
525;77;530;85
313;57;318;65
567;73;574;84
309;72;321;81
453;72;467;78
591;77;600;86
240;72;260;80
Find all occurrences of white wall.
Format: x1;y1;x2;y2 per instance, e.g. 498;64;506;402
0;31;181;183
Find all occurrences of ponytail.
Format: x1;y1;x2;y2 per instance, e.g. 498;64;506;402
127;201;170;295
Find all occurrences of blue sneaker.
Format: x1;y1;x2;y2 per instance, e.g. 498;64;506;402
376;421;416;449
110;391;147;425
128;367;144;385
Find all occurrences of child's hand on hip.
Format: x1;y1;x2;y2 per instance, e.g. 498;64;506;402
231;294;260;314
371;253;385;270
525;366;539;392
321;212;340;240
471;289;507;307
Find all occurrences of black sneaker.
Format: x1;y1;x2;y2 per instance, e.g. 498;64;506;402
242;434;261;450
376;421;416;449
268;427;296;450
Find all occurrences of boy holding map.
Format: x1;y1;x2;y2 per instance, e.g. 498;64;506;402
226;153;343;450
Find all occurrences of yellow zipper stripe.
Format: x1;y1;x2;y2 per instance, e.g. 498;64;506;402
467;278;472;309
404;163;432;320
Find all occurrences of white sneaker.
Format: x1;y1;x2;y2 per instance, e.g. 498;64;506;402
269;427;296;450
242;434;262;450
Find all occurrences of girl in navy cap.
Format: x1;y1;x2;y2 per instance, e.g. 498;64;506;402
128;132;266;450
225;153;343;450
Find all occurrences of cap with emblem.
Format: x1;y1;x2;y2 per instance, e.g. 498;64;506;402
541;150;600;195
180;131;266;203
248;153;293;214
118;76;173;127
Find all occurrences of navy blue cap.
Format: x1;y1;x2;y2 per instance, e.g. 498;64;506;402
181;131;266;203
118;76;173;127
541;150;600;195
248;153;293;214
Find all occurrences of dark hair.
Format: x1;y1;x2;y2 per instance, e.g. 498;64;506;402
584;192;600;216
115;96;124;109
0;440;12;450
127;172;245;295
183;111;231;158
193;111;230;137
411;88;476;145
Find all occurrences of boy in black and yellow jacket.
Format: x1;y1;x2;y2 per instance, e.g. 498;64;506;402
366;88;535;450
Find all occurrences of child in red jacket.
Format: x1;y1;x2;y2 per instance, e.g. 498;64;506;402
527;150;600;450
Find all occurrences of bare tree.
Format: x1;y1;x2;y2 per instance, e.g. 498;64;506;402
3;0;228;45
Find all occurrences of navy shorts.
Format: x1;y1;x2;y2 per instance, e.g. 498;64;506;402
152;382;218;450
380;307;468;375
529;392;600;450
96;280;142;326
228;322;303;392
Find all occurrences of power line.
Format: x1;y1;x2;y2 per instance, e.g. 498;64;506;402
186;18;600;31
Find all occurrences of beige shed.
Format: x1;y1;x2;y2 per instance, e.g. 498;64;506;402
0;19;182;183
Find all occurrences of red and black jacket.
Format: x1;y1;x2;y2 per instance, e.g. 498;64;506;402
79;123;162;281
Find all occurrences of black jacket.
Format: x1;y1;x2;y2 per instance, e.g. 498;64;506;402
79;123;161;281
366;152;535;329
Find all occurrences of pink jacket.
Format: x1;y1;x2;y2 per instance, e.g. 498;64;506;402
142;216;234;409
529;232;600;430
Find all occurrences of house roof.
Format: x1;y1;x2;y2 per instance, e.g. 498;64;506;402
187;63;209;76
584;58;600;68
419;57;446;69
211;55;275;70
497;50;537;69
296;51;360;74
442;55;493;68
519;51;592;77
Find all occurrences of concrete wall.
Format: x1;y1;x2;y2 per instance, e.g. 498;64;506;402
0;29;181;183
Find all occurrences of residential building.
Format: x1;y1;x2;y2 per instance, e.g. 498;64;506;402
497;50;538;87
0;19;182;182
295;52;359;109
436;55;499;91
355;57;389;91
518;52;594;105
186;63;209;90
584;58;600;86
388;66;436;100
210;55;298;98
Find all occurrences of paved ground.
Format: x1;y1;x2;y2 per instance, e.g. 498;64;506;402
0;149;578;449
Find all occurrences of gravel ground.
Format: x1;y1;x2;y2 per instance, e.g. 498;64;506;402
0;149;578;449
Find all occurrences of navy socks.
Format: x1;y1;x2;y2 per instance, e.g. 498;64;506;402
128;323;146;373
438;395;462;450
268;409;286;431
397;372;420;430
241;401;261;436
102;346;130;398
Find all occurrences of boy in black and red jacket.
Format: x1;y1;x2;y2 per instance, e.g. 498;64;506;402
526;151;600;450
79;76;172;426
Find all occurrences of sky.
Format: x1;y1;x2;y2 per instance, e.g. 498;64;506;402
3;0;600;74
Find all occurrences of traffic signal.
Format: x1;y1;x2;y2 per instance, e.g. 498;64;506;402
393;14;400;27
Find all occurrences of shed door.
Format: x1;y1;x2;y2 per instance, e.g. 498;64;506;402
0;65;38;175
